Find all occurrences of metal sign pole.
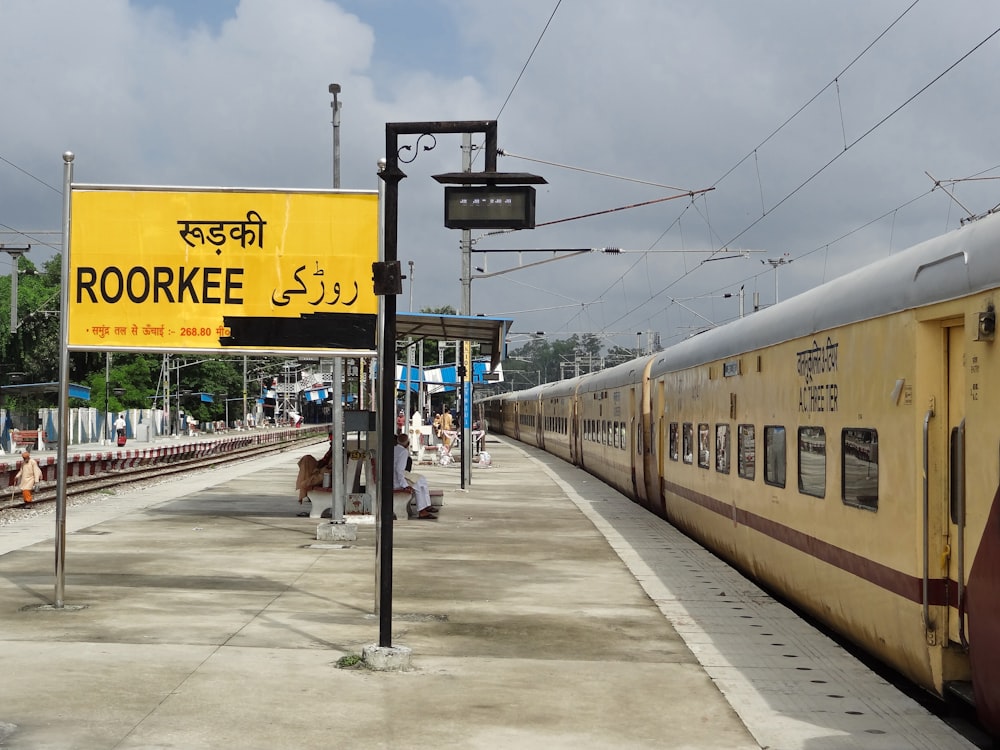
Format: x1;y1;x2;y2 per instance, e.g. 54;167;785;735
460;133;473;487
55;151;74;608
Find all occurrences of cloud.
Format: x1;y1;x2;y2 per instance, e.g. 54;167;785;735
2;0;1000;350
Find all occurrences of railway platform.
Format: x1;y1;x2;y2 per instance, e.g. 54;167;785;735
0;434;984;749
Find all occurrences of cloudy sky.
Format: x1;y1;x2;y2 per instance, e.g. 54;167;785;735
2;0;1000;353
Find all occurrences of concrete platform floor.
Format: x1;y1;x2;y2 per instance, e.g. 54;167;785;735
0;436;977;749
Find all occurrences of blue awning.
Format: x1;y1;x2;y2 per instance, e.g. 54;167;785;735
407;361;501;393
0;382;91;401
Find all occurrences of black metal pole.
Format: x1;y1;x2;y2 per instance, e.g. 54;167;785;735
376;120;498;648
378;127;404;648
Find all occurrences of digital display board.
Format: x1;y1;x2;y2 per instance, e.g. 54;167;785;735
444;185;536;229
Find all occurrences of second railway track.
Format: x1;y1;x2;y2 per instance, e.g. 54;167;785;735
0;427;325;517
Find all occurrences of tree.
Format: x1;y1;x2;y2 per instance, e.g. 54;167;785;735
416;305;458;365
0;256;63;407
79;353;161;413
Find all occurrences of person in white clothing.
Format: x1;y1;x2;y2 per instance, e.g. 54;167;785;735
394;434;436;519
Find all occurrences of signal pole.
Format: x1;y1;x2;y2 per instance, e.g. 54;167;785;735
1;244;30;332
763;256;791;304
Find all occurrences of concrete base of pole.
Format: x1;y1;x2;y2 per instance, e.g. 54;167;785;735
362;643;412;672
316;523;357;542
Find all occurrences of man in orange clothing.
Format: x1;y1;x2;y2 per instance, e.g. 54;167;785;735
14;451;42;506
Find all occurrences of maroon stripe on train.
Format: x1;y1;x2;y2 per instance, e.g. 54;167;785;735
663;480;949;605
966;483;1000;736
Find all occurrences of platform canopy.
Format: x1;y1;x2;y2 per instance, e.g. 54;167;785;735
395;312;511;371
0;382;91;401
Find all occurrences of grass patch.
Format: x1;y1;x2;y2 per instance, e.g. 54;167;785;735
336;653;364;669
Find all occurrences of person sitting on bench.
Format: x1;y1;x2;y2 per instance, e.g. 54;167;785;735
394;434;435;518
295;432;333;505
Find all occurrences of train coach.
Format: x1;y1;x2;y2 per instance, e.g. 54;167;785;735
485;209;1000;737
571;355;655;499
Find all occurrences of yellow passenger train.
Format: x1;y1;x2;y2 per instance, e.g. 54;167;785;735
484;210;1000;736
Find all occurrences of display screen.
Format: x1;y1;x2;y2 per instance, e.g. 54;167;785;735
444;186;536;229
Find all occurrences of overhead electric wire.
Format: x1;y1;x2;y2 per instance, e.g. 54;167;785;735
546;1;933;338
560;16;1000;342
0;148;64;252
495;0;563;121
0;223;62;252
498;149;690;192
717;23;1000;253
0;154;61;195
470;0;563;171
711;0;923;188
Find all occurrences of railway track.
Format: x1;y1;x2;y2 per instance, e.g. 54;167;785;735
0;429;323;519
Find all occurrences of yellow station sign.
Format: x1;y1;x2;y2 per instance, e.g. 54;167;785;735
68;187;379;354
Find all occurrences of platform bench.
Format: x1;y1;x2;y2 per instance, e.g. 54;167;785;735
12;430;42;449
393;488;445;520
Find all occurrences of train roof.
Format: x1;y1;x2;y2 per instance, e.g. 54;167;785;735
650;210;1000;376
574;353;656;392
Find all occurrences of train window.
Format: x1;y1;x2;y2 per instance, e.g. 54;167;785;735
738;424;755;480
949;426;963;525
669;423;679;461
613;422;620;448
698;423;710;468
797;426;826;498
715;424;730;474
764;425;786;488
842;428;878;511
683;423;693;464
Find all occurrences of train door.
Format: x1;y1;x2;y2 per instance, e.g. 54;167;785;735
946;323;967;647
629;385;640;500
569;390;582;466
535;397;544;448
644;379;665;514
